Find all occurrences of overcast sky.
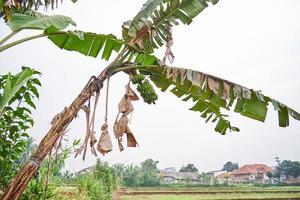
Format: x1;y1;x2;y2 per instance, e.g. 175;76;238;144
0;0;300;173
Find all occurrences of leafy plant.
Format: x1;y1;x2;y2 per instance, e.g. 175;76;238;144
93;159;117;200
123;164;141;187
139;159;160;187
74;160;117;200
0;67;40;190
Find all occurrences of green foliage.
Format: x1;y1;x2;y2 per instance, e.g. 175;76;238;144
111;163;126;184
75;159;117;200
139;159;160;187
94;159;117;199
180;163;198;173
0;67;41;190
123;164;141;187
275;160;300;179
21;176;57;200
125;0;218;53
0;66;39;113
22;137;80;199
7;12;76;31
47;29;124;61
14;137;36;168
222;161;239;172
76;174;104;200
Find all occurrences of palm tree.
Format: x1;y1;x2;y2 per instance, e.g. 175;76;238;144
1;0;300;199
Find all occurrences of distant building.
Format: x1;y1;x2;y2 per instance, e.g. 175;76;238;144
160;167;177;173
206;170;227;177
216;172;234;184
160;171;199;184
232;164;272;184
77;166;95;174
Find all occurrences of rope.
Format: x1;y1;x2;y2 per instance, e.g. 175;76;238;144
29;156;42;167
104;76;110;123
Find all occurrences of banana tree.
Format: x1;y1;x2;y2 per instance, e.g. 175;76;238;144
1;0;300;199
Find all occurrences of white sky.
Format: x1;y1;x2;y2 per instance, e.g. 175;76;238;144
0;0;300;173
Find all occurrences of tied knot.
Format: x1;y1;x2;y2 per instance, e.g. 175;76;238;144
29;156;42;167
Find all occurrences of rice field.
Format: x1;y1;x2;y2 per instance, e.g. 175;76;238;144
118;186;300;200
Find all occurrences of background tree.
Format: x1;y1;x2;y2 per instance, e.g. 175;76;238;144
139;159;160;187
276;160;300;178
123;164;140;187
93;159;117;200
222;161;239;172
180;163;199;173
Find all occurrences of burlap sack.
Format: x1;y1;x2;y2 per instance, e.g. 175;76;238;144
124;98;134;116
118;96;127;113
125;126;138;147
90;132;97;147
97;123;113;156
113;115;129;138
126;85;139;101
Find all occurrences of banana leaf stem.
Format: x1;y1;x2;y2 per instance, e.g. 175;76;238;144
0;30;20;46
0;31;65;53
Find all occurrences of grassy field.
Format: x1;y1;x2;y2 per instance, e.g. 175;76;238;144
119;186;300;200
121;193;300;200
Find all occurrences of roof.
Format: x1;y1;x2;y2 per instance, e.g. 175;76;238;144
160;172;199;180
216;172;232;179
233;164;272;175
206;170;227;177
77;166;95;174
160;167;177;173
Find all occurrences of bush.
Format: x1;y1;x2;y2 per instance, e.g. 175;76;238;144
76;174;103;200
75;159;117;200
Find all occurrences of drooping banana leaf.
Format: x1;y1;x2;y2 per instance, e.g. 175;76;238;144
134;65;300;134
125;0;218;53
7;12;76;31
47;30;124;61
0;67;36;113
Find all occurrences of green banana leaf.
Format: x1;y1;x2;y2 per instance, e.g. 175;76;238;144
7;13;76;31
125;0;218;53
0;67;36;113
47;30;124;60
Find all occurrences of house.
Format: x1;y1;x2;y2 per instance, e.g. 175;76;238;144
76;166;95;174
160;171;199;184
216;172;233;184
232;164;272;184
160;167;177;173
206;170;227;177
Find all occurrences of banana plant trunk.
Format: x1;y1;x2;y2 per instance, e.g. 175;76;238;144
1;74;106;200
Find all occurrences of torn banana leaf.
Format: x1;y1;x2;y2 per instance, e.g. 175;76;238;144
139;65;300;134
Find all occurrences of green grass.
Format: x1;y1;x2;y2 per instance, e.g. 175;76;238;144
121;193;300;200
124;185;300;192
120;186;300;200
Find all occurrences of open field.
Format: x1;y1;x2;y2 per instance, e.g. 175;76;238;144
119;186;300;200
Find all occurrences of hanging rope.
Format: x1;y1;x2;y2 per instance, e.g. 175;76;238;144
97;76;113;155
